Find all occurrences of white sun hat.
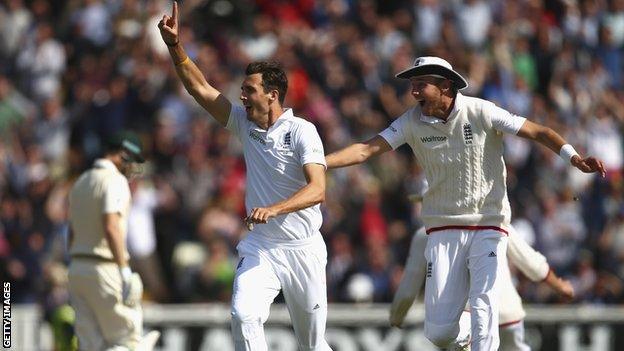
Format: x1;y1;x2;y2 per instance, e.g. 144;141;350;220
395;56;469;90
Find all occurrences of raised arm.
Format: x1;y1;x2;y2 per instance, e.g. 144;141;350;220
516;120;606;176
507;229;549;282
158;1;231;126
245;163;326;227
325;135;392;169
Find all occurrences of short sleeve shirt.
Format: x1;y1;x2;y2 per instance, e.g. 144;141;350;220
226;105;326;242
69;159;131;259
379;94;526;149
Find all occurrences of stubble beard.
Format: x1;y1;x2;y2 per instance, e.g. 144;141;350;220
419;99;445;117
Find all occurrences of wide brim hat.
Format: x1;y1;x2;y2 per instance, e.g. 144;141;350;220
395;56;469;90
107;130;145;163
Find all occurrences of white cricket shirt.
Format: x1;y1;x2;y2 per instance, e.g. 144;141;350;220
69;159;131;260
379;93;526;230
226;105;326;244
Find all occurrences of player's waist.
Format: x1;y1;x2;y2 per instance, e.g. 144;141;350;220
246;212;321;238
70;253;115;262
426;225;509;235
243;230;324;249
69;243;130;262
422;213;510;235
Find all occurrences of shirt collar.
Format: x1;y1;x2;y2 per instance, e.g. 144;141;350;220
93;158;120;173
252;108;294;132
418;93;464;124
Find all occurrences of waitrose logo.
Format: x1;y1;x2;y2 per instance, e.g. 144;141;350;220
420;135;447;143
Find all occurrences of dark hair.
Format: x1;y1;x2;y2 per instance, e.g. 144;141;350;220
445;80;459;95
245;61;288;104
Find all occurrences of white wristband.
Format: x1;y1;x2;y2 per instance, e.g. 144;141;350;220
120;266;132;280
559;144;579;163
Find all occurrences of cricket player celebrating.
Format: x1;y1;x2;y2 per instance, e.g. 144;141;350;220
158;2;331;350
390;226;575;350
68;131;160;350
325;56;605;350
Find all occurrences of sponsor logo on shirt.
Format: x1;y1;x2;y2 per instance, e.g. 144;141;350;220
389;126;398;133
420;135;447;143
463;123;473;145
426;262;432;278
249;131;266;145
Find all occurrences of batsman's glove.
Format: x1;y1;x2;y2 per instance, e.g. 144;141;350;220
120;266;143;306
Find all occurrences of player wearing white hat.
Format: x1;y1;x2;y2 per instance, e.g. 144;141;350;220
390;226;575;350
326;56;604;350
158;3;331;350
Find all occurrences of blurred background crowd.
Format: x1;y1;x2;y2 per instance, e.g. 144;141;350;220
1;0;624;332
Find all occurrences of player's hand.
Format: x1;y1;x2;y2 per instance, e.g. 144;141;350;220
571;155;606;177
245;207;278;229
389;317;404;329
121;266;133;303
243;217;254;231
157;1;179;46
120;267;143;306
389;298;412;328
554;278;575;301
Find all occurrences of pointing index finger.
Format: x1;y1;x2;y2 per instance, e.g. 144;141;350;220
173;1;178;22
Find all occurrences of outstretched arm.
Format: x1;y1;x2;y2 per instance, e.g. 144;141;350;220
325;135;392;169
516;120;606;176
542;270;575;300
507;228;575;300
158;1;231;126
389;228;428;328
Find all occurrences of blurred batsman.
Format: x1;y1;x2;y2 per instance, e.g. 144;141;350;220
67;130;160;351
158;2;332;350
390;226;575;351
325;56;605;350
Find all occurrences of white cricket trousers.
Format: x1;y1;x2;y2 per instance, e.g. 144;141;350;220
500;321;531;351
424;228;508;351
68;259;143;350
231;234;332;351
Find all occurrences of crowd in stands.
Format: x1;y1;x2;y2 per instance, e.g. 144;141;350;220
1;0;623;322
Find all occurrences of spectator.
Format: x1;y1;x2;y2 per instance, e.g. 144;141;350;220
454;0;492;49
16;22;66;101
